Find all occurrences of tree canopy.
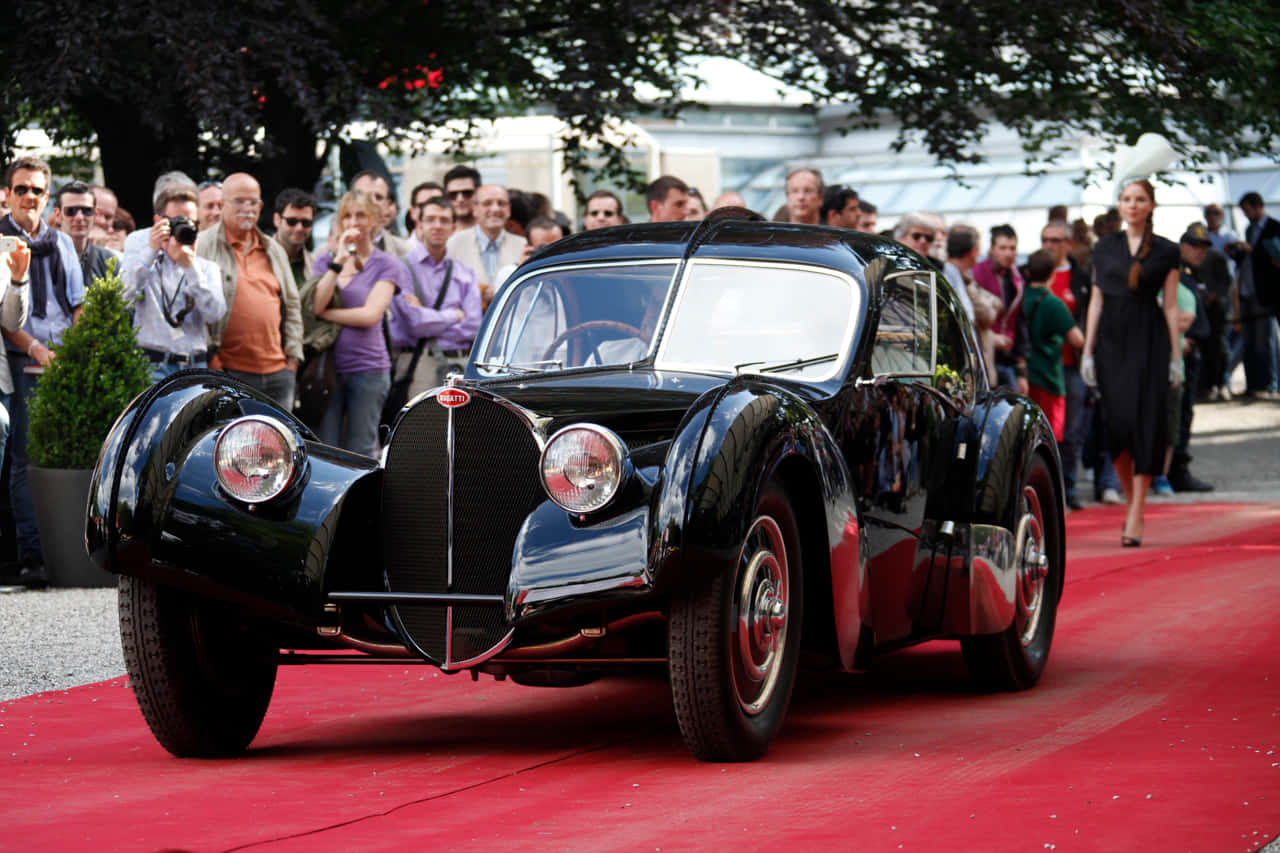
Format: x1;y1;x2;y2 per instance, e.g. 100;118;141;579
3;0;1278;215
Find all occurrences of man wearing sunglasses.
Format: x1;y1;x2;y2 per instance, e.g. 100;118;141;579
52;181;115;287
0;156;87;588
271;187;317;291
442;165;481;230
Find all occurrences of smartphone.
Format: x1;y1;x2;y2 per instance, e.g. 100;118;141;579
0;236;19;253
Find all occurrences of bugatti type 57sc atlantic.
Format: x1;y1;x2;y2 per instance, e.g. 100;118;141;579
89;210;1066;762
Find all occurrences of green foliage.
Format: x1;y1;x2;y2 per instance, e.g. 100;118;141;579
2;0;1278;202
27;259;153;469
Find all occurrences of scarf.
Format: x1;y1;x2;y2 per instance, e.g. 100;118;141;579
0;214;72;320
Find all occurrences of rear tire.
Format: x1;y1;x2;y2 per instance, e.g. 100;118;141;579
961;453;1062;691
119;576;278;757
669;483;803;761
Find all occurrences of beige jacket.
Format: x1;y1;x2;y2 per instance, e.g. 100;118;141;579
197;221;304;363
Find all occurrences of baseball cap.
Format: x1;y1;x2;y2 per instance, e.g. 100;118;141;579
1180;222;1211;246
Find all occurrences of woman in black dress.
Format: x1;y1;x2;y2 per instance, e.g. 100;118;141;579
1081;179;1181;546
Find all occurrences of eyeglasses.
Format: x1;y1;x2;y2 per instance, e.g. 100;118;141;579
10;184;47;198
230;198;263;209
907;231;932;242
283;216;313;228
1041;236;1067;244
447;189;475;200
63;206;95;218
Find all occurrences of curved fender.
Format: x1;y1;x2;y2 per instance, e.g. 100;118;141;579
87;370;379;622
659;380;866;669
507;386;723;624
943;390;1063;635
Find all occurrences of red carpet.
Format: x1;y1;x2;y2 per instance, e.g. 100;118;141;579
3;502;1278;852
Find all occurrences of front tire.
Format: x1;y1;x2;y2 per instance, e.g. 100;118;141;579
669;483;803;761
961;452;1062;690
119;576;278;757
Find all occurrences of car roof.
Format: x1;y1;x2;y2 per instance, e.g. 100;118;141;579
516;210;903;279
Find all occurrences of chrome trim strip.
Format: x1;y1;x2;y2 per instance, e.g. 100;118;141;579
446;392;455;590
446;628;516;670
330;591;505;605
445;606;453;668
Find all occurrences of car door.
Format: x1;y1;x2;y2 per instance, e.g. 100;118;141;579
846;267;976;646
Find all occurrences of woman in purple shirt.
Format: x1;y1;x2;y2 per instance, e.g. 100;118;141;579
311;191;399;456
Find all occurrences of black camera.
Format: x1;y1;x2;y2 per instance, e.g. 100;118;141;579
167;216;198;246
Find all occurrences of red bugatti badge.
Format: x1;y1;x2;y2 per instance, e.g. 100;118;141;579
436;388;470;408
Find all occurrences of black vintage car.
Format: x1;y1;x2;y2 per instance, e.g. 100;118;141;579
88;210;1064;762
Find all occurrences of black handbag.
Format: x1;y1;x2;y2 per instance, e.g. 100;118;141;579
381;260;453;428
295;348;336;429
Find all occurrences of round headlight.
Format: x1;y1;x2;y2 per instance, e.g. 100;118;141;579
540;425;628;513
214;416;299;503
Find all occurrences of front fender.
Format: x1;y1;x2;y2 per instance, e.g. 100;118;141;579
87;370;379;623
662;381;866;668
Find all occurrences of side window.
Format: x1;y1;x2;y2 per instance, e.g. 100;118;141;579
933;293;977;406
872;270;935;376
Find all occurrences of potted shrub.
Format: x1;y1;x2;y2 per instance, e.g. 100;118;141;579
27;258;152;586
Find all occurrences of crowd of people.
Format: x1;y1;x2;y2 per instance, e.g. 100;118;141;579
1;154;1277;585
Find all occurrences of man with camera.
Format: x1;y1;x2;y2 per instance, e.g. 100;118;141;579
0;155;84;588
122;186;226;381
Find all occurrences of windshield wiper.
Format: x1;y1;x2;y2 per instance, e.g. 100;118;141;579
473;360;560;375
737;353;839;375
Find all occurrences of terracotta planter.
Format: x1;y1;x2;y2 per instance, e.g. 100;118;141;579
29;466;116;588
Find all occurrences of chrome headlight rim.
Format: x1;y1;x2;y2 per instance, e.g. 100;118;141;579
539;423;630;514
213;415;303;504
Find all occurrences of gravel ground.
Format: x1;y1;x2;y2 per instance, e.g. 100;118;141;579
2;393;1277;703
0;585;122;701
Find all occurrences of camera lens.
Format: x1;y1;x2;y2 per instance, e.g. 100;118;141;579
169;217;198;245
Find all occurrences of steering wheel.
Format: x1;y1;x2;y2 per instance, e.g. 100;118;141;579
542;320;648;362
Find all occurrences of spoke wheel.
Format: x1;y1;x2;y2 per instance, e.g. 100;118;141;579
669;483;803;761
119;576;278;757
1014;485;1048;647
961;453;1062;691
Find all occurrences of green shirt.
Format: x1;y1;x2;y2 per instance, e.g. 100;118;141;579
1023;285;1077;397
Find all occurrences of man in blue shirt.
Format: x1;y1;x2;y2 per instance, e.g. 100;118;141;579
0;156;86;587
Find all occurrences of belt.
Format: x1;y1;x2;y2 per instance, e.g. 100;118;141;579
436;348;469;358
142;348;206;365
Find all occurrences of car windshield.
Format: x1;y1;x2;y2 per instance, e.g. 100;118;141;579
474;259;859;380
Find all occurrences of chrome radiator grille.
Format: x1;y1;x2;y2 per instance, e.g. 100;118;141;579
382;392;545;667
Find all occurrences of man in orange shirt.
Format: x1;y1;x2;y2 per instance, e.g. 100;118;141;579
196;172;302;406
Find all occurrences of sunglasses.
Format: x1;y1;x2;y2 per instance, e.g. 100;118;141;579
63;205;95;218
907;231;932;242
283;216;313;228
1041;236;1067;244
447;189;475;200
10;184;47;198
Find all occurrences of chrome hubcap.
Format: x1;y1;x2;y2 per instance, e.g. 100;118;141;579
732;515;788;716
1014;485;1047;646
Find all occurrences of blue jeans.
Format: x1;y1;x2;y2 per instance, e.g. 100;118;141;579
150;359;207;384
1061;365;1086;502
319;370;390;458
224;367;297;409
7;356;41;561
